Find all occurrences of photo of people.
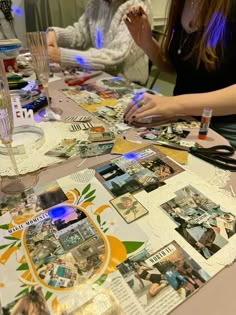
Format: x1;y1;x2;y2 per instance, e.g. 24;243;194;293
132;169;165;193
117;249;171;309
0;182;67;220
25;205;106;286
71;235;105;282
1;189;40;220
139;155;181;181
26;218;65;270
149;241;210;298
38;253;81;288
0;181;66;220
110;192;149;223
2;286;50;315
95;148;177;197
113;158;145;176
138;125;190;144
161;185;236;258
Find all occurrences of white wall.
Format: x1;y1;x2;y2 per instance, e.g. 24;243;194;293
150;0;169;27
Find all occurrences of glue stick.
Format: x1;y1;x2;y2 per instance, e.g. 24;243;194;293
198;108;212;140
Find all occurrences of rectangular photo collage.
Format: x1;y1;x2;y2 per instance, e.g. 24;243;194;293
95;146;184;224
0;181;68;220
160;185;236;259
117;241;210;310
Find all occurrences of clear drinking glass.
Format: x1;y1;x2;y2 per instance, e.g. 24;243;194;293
0;58;38;194
26;31;62;120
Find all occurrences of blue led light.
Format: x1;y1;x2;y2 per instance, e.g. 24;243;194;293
48;206;67;218
112;76;122;80
11;4;23;16
95;28;103;49
74;55;86;66
132;90;144;103
123;152;139;159
206;11;226;48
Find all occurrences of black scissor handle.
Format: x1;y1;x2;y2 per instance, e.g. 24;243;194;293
190;145;235;156
189;147;236;171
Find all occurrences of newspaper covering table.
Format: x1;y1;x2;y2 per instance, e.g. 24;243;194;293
0;146;236;315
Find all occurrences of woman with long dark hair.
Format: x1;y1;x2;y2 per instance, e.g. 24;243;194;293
124;1;236;147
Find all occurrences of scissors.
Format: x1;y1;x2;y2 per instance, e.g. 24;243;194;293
156;141;236;171
65;71;102;86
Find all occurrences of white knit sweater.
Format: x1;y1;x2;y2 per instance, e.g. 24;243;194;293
51;0;152;84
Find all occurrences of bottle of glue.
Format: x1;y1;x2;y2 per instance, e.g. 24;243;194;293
198;108;212;139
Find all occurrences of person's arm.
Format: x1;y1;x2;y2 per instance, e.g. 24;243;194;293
124;6;173;72
134;273;145;287
49;12;90;50
58;12;142;70
174;85;236;116
47;5;92;63
124;84;236;123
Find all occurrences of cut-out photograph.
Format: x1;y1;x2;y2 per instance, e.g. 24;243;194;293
117;248;171;309
2;286;50;315
96;163;125;182
110;192;149;223
150;241;210;298
160;185;235;259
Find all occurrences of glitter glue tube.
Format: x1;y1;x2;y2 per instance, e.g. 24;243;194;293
198;108;213;139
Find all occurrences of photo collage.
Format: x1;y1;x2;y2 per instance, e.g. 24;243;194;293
25;205;106;288
117;241;210;310
0;181;68;219
160;185;236;259
138;124;190;144
95;147;184;223
62;77;151;127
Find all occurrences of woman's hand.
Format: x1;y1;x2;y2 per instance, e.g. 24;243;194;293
48;46;61;63
46;30;57;47
123;6;152;49
124;93;178;123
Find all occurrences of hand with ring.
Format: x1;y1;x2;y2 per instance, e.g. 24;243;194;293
124;93;178;124
136;100;144;108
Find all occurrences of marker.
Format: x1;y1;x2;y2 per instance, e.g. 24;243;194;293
198;108;212;140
